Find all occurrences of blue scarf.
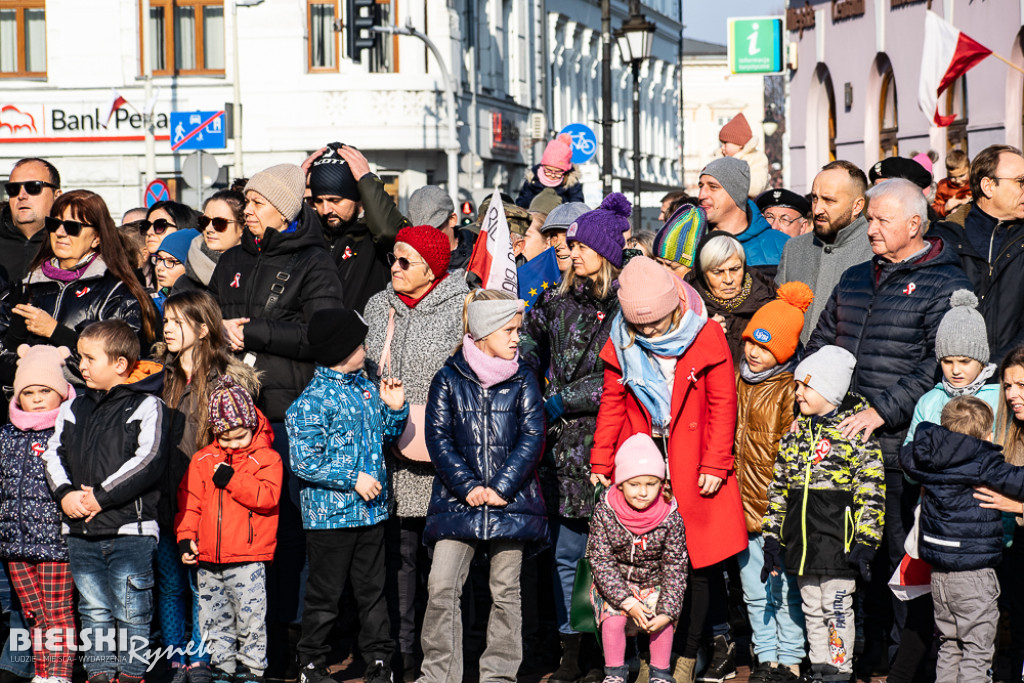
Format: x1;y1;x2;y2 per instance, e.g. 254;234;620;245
611;305;708;430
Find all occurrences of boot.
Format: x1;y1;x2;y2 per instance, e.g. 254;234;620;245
672;657;696;683
696;635;736;682
550;634;583;683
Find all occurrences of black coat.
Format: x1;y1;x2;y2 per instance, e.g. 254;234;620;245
208;204;344;422
0;423;66;562
424;351;548;546
515;165;584;209
806;238;973;468
0;206;44;284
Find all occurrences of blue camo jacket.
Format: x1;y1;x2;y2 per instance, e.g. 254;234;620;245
285;366;409;530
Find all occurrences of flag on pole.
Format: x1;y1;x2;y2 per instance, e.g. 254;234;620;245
919;11;991;126
143;87;162;117
467;188;518;295
517;246;561;309
103;89;129;129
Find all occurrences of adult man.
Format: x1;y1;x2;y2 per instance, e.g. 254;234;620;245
806;179;971;655
868;156;942;223
407;185;477;271
756;188;811;238
930;144;1024;364
697;157;788;273
775;161;874;343
306;143;408;312
1;158;60;282
539;202;589;274
658;189;687;221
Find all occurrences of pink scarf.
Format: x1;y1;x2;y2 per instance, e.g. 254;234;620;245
461;334;519;389
607;485;672;536
8;385;76;433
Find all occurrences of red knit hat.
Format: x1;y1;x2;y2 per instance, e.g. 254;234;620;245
396;225;450;276
719;113;753;147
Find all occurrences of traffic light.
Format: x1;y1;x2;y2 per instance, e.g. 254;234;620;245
461;201;474;216
346;0;377;63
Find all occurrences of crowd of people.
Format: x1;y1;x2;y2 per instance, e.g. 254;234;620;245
0;118;1022;683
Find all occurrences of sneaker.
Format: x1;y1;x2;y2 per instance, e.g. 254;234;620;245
748;662;776;683
772;666;801;682
400;654;419;683
696;635;737;682
188;664;212;683
169;667;189;683
602;665;629;683
235;669;264;683
363;661;393;683
210;669;233;683
87;675;112;683
297;665;335;683
121;675;146;683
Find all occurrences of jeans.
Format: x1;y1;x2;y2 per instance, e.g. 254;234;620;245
738;533;806;666
67;535;158;678
419;539;523;683
932;568;1000;683
154;532;209;665
551;517;589;635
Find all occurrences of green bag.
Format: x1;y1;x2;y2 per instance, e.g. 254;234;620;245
568;485;605;634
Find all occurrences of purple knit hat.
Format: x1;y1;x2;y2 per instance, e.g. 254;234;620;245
208;375;259;436
565;193;631;267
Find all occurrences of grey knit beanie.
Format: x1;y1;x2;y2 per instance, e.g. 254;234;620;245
467;296;525;340
700;157;751;210
935;289;989;363
245;164;306;223
794;345;857;408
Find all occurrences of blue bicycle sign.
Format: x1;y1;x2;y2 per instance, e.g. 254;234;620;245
559;123;598;164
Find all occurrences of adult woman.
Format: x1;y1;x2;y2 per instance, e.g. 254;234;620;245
174;191;246;294
141;201;199;289
2;190;157;387
519;193;628;683
685;231;776;366
363;225;469;680
591;256;746;683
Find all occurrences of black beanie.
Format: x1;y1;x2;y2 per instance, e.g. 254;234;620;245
307;308;369;367
308;142;361;201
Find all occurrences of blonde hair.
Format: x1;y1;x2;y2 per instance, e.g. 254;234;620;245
558;258;620;300
619;307;682;350
997;347;1024;465
461;289;517;336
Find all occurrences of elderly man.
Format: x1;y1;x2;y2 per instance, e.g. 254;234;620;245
1;157;61;282
756;188;811;238
408;185;478;271
806;178;971;654
931;144;1024;364
776;161;874;343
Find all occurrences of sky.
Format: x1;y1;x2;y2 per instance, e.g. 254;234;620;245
682;0;786;46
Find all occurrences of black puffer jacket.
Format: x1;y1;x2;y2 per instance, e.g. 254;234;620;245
0;206;44;284
806;238;972;468
208;204;344;422
424;350;548;546
0;422;66;562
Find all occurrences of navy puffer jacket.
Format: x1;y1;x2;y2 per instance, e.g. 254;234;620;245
806;238;972;468
0;423;67;562
900;422;1024;571
424;350;548;546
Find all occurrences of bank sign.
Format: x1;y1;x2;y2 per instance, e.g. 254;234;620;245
727;17;785;75
0;102;170;143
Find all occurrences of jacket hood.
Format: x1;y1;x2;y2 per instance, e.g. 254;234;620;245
240;203;327;258
227;409;275;457
740;200;773;242
152;342;262;398
384;267;470;316
908;421;1002;479
526;164;582;188
125;359;165;392
184;234;219;286
799;392;870;426
26;254;110;285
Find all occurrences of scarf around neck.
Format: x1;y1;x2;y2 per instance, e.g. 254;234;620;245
739;356;795;384
41;253;99;283
607;485;673;536
942;362;997;398
461;334;520;389
8;385;75;432
396;273;449;309
703;271;752;312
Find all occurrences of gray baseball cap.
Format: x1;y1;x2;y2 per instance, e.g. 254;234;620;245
540;202;591;234
408;185;455;228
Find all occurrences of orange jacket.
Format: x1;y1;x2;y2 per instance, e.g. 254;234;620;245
175;411;281;563
931;179;972;218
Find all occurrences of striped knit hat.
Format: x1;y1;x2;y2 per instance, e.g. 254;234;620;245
208;375;259;435
653;204;706;270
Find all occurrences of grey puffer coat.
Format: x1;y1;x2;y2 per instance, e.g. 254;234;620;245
364;273;470;517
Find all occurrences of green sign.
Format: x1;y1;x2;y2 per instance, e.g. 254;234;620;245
728;17;784;74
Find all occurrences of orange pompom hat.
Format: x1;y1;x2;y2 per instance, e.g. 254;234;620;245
742;281;814;363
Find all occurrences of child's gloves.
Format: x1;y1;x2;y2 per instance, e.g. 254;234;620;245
178;539;194;558
848;542;875;582
213;464;235;489
760;536;782;583
544;394;565;423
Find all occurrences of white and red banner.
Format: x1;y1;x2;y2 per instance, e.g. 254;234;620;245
467;188;518;294
102;89;129;128
919;11;992;127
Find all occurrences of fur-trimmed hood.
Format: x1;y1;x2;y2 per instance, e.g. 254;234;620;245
524;164;582;188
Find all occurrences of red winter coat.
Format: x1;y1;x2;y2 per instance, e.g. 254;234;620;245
591;323;746;569
176;411;282;563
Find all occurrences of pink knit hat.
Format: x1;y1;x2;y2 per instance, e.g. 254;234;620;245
618;256;681;324
14;344;71;400
614;433;667;485
539;133;574;185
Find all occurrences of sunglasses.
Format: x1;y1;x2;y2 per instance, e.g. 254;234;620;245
44;216;94;236
5;181;58;197
386;253;427;270
139;218;177;234
198;215;237;232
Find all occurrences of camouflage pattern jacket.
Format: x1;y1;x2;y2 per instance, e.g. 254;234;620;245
762;393;886;578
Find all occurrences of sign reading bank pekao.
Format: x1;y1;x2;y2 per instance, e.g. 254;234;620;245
0;103;171;143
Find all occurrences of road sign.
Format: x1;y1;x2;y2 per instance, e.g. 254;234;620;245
144;179;170;208
558;123;598;164
170;110;226;151
727;17;784;75
183;151;220;190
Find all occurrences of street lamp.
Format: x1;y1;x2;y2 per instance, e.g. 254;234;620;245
232;0;265;178
615;1;655;231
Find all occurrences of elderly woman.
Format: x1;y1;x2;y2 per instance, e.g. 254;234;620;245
685;230;776;367
363;225;469;680
174;189;246;293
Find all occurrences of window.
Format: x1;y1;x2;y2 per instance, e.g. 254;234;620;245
945;77;968;154
368;0;396;74
879;65;898;158
142;0;224;76
0;0;45;78
307;1;338;71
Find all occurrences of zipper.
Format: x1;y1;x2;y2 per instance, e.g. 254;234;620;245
797;423;822;576
482;387;490;540
844;506;854;554
216;488;223;563
248;510;253;544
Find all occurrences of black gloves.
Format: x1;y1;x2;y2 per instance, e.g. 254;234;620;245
848;542;875;582
212;464;235;489
178;539;195;559
761;536;782;583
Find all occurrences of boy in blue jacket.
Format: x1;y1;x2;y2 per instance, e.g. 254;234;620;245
900;396;1024;683
285;308;408;683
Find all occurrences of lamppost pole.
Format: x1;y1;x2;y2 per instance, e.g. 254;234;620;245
614;0;655;232
601;0;613;196
631;59;641;231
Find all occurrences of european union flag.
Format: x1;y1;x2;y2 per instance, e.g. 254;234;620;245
518;247;561;309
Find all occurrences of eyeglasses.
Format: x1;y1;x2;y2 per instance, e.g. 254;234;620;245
139;218;177;234
993;177;1024;190
154;256;183;269
5;181;58;197
387;253;427;270
198;215;237;232
44;216;94;236
763;212;801;227
541;166;566;178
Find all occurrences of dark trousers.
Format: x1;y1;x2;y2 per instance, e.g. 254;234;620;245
881;470;920;660
678;563;727;658
386;517;429;655
297;524;394;666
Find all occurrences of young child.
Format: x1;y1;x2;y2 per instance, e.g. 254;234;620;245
734;282;813;683
286;308;408;683
761;345;885;683
420;290;547;683
41;320;168;683
930;149;972;217
0;345;76;683
152;229;201;311
900;397;1024;683
905;289;1000;443
586;433;687;683
177;376;282;683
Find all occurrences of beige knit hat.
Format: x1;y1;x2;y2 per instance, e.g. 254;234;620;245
244;164;306;223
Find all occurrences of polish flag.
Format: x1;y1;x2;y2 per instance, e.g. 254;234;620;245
467;188;518;294
919;11;991;126
103;89;129;129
